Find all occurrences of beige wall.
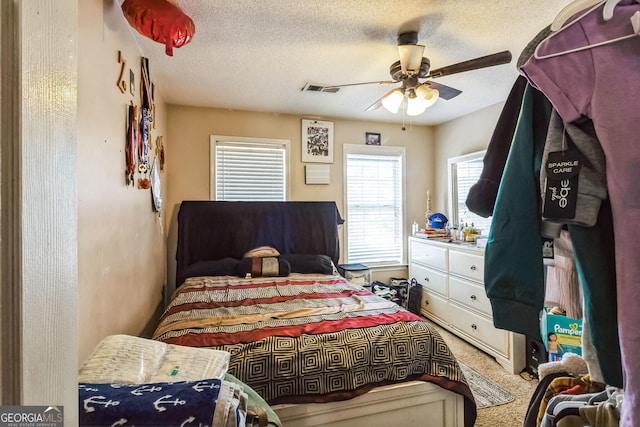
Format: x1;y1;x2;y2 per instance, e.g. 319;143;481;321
77;0;168;364
433;102;505;219
165;106;435;285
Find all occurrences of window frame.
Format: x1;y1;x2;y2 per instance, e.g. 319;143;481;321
343;144;406;268
210;135;291;201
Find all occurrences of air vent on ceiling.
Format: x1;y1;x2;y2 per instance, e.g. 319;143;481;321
302;83;340;93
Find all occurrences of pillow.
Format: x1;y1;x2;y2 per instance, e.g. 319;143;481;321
237;257;290;278
243;246;280;258
278;254;334;275
178;258;239;283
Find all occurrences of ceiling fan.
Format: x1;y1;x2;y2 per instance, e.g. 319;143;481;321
327;31;512;116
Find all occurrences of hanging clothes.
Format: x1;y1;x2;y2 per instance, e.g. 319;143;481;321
483;82;553;338
540;112;607;228
465;75;528;218
566;198;622;388
520;2;640;425
522;29;623;389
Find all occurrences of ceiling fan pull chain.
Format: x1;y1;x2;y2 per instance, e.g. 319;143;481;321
401;104;406;131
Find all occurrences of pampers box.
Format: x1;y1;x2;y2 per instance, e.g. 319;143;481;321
540;307;583;361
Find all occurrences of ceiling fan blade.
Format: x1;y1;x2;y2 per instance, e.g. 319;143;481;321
428;50;512;78
423;81;463;100
365;97;384;112
324;80;397;89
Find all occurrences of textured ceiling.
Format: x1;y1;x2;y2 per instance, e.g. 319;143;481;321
120;0;572;126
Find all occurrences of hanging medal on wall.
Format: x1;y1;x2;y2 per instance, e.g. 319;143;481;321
137;57;153;189
137;111;151;189
125;103;137;186
140;57;153;112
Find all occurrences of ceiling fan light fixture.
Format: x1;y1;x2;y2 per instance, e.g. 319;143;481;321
381;88;405;114
397;44;425;74
406;96;427;116
415;85;440;108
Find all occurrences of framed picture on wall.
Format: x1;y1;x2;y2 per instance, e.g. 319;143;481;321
301;119;334;163
366;132;381;145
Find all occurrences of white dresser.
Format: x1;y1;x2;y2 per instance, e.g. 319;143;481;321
408;237;525;374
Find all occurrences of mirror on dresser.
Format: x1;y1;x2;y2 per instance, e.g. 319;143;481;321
447;150;492;236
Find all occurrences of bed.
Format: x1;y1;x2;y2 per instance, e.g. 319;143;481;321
155;201;476;427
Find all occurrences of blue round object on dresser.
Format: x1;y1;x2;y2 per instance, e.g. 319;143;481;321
429;213;448;229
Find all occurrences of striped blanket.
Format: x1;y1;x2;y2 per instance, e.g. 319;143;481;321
154;273;472;406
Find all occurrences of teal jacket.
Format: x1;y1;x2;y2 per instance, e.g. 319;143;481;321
484;83;552;338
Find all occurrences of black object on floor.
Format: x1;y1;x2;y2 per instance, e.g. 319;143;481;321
407;278;423;315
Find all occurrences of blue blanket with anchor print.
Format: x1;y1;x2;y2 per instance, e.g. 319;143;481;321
79;379;230;427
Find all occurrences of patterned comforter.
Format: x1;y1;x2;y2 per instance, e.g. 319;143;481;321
153;273;473;406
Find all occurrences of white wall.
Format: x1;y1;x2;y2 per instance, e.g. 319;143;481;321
77;0;168;364
434;102;505;219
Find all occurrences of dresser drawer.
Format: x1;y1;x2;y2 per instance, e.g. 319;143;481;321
410;239;447;271
449;303;508;356
421;289;449;324
410;263;447;296
449;250;484;282
449;276;492;316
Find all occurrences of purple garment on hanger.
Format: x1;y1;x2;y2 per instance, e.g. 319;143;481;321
521;1;640;426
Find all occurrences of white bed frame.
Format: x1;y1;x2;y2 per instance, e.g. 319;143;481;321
272;380;465;427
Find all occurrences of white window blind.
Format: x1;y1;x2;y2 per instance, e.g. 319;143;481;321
211;136;289;201
345;145;405;266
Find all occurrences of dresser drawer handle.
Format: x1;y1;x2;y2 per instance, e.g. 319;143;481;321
470;265;477;271
470;295;477;301
424;276;430;282
424;299;430;306
471;323;477;330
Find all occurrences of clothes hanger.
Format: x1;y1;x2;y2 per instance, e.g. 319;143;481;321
603;0;624;20
551;0;606;31
553;0;624;30
535;6;640;60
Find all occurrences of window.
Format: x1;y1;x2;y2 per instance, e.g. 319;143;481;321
344;144;405;266
211;136;290;201
447;150;492;234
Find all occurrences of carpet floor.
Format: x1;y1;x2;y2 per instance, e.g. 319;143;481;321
432;324;539;427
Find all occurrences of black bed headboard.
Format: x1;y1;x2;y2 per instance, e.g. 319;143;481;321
175;201;344;286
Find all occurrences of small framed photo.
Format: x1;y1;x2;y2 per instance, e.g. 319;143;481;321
366;132;381;145
302;119;334;163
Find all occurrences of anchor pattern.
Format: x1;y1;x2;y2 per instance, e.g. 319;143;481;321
79;379;223;426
